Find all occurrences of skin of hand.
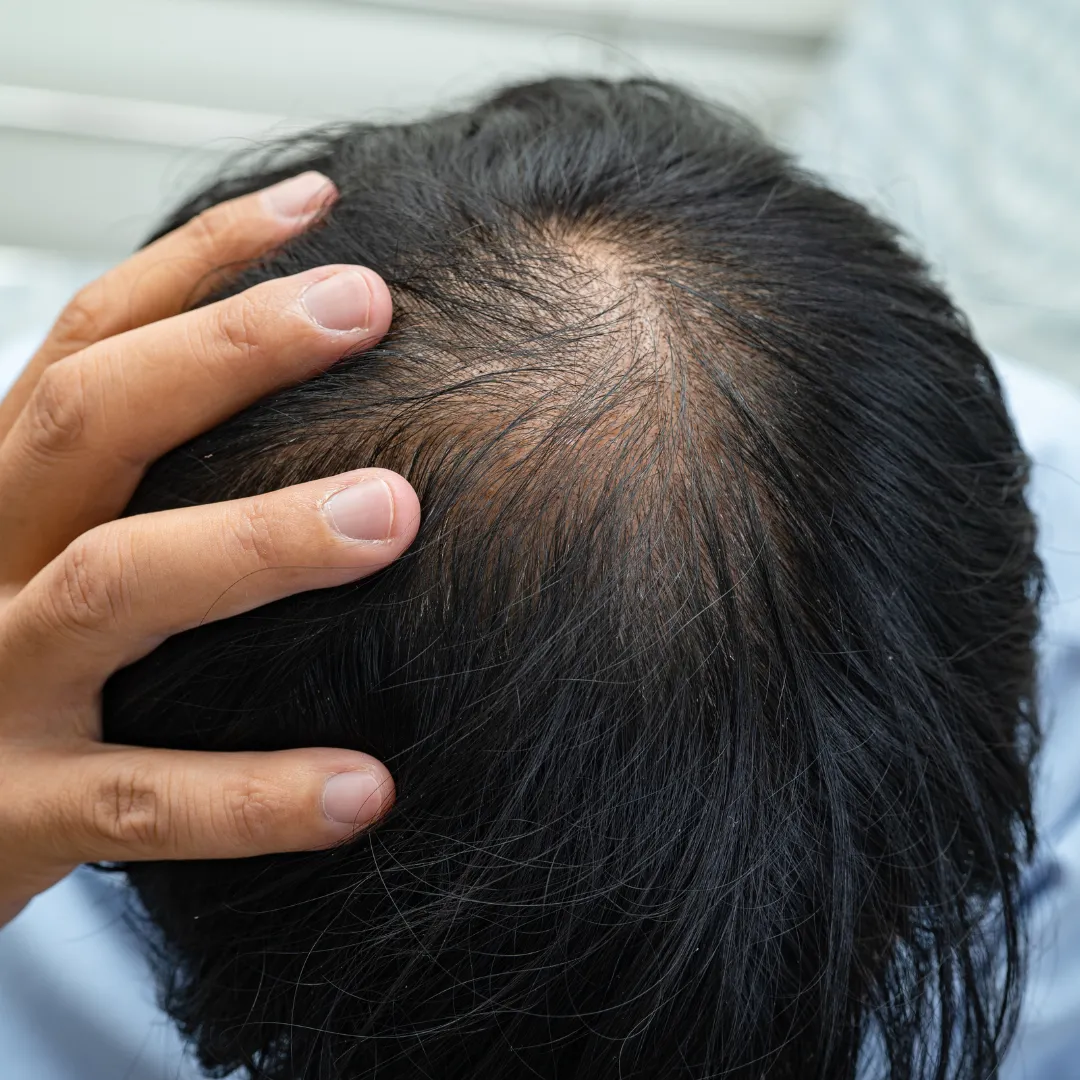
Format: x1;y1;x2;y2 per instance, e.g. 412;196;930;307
0;172;420;927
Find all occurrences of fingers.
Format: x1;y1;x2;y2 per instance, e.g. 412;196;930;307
0;171;338;440
0;468;421;714
0;264;393;583
4;743;395;866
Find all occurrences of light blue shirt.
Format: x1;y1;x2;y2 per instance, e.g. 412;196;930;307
0;354;1078;1079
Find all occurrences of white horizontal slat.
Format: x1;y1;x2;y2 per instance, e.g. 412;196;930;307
0;0;602;119
0;0;833;257
0;0;834;120
0;85;307;149
358;0;849;38
0;128;226;256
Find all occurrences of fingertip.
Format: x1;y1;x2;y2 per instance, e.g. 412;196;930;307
321;468;421;548
294;265;392;342
260;171;338;224
322;762;396;832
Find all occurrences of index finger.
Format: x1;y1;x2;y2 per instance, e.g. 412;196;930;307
0;171;337;440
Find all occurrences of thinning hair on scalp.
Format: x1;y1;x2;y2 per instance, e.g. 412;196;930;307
103;78;1042;1079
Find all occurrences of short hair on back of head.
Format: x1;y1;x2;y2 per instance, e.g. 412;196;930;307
103;77;1042;1080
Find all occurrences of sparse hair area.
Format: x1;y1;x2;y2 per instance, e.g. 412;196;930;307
104;78;1041;1080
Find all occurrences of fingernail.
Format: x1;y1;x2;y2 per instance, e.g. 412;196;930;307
300;270;372;332
323;770;385;827
324;478;395;541
263;171;335;221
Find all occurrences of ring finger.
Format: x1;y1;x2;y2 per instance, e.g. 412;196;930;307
0;467;421;722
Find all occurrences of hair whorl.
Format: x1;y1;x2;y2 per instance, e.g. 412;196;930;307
104;77;1041;1080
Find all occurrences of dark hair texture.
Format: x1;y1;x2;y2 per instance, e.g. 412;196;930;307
103;78;1042;1080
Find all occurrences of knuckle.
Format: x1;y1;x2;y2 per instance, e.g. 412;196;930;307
86;765;166;851
210;291;267;363
83;763;280;856
52;532;132;633
185;203;237;254
220;779;279;849
24;359;89;456
51;281;111;351
231;498;287;570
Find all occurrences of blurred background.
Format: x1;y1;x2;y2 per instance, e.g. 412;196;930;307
0;0;1076;384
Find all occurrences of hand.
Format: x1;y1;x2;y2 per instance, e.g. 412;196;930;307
0;172;420;927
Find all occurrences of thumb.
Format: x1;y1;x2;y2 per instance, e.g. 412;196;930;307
17;744;395;865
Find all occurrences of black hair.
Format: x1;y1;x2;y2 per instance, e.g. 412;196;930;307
103;77;1042;1079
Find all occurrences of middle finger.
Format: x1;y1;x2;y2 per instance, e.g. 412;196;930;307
0;264;392;584
0;467;420;723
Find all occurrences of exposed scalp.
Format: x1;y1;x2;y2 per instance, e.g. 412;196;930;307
104;77;1041;1080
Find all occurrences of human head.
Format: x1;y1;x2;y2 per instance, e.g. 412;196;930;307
104;77;1041;1079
